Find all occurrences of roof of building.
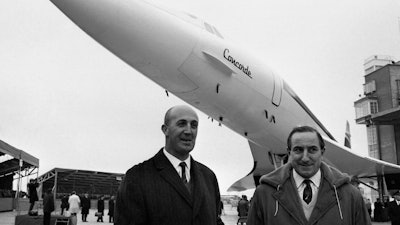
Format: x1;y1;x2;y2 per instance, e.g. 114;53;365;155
0;139;39;177
38;168;124;196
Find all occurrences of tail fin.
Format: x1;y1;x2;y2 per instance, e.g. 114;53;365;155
344;121;351;148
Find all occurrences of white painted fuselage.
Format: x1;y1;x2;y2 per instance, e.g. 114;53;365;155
51;0;400;191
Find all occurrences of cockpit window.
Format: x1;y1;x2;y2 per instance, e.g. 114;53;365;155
204;22;214;34
212;26;223;38
187;13;197;19
204;22;224;39
151;1;224;39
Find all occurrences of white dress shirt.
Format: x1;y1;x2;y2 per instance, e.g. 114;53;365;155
163;148;191;182
293;169;321;220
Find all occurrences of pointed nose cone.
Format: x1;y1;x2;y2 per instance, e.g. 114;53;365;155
50;0;115;38
50;0;196;65
51;0;200;93
50;0;156;68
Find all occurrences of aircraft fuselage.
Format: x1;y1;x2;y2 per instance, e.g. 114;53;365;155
51;0;400;191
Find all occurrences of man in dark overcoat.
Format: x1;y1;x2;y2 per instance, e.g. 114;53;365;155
389;191;400;225
43;188;55;225
27;179;39;213
81;193;91;222
115;105;222;225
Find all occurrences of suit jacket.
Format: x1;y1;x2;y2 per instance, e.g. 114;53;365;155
237;199;249;217
43;193;55;213
115;149;221;225
108;200;115;216
27;182;39;202
389;200;400;225
81;196;91;214
98;199;105;212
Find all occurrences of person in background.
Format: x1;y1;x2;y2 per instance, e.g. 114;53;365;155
97;195;105;222
219;200;225;216
27;179;39;213
68;191;81;225
237;195;249;218
43;188;55;225
383;198;390;221
365;198;372;218
60;194;69;215
388;191;400;225
374;198;383;222
217;200;225;225
247;125;371;225
81;193;91;222
108;196;115;223
115;105;222;225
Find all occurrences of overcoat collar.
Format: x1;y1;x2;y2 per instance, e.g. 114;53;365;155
268;163;349;224
153;149;205;216
272;174;342;224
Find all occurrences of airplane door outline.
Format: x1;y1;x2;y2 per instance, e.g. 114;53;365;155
272;73;282;106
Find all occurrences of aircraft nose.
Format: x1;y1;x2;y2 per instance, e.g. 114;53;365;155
50;0;117;38
50;0;165;70
51;0;200;93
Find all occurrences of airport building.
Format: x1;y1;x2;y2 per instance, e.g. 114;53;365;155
0;138;123;212
354;55;400;200
354;55;400;164
38;168;124;199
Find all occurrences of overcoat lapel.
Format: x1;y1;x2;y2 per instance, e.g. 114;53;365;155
191;158;205;217
154;150;193;206
309;178;341;224
273;179;306;224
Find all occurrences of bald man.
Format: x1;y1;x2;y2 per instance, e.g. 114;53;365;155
115;105;222;225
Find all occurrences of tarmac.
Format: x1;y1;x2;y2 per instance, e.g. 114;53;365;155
0;204;391;225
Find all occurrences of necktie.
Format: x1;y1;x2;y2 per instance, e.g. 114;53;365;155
179;162;190;193
179;162;188;184
303;179;312;204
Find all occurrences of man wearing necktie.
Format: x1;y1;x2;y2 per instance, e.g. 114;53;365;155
388;191;400;225
115;105;222;225
247;125;371;225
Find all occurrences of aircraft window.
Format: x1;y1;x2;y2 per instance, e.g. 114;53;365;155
204;22;224;39
212;26;224;39
204;22;214;34
187;13;197;19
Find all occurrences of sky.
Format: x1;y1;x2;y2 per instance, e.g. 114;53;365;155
1;0;400;196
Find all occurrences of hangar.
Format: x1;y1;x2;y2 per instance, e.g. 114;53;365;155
38;168;124;198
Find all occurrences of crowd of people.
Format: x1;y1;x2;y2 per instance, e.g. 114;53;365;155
58;192;115;225
26;182;115;225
